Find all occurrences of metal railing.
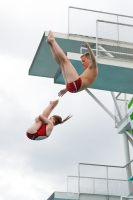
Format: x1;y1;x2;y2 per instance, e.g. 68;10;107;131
68;7;133;37
96;20;133;60
80;21;133;61
67;160;133;196
80;47;133;58
67;176;79;193
68;7;133;61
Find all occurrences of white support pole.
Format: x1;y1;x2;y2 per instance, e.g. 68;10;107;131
85;89;119;123
127;134;133;147
98;45;114;58
124;93;127;118
123;133;133;194
126;131;133;141
111;92;133;194
111;92;123;121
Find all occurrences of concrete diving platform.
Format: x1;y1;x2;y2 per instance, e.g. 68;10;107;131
29;31;133;94
47;192;122;200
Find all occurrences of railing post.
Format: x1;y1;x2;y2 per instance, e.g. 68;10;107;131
67;176;68;193
107;167;109;196
117;15;119;44
96;20;98;60
93;178;95;194
124;94;127;117
78;164;80;196
68;7;70;35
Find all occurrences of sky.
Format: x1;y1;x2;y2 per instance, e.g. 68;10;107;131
0;0;133;200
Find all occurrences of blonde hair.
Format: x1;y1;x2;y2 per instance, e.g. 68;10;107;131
52;115;72;126
80;52;90;59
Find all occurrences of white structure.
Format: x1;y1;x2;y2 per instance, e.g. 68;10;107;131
68;7;133;196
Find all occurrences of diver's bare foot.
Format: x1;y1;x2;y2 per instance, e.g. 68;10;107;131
50;99;59;108
46;30;55;43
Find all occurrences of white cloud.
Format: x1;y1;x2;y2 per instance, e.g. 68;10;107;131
0;151;55;200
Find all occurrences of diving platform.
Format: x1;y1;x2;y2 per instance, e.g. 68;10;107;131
47;192;78;200
47;161;133;200
29;31;133;94
47;192;121;200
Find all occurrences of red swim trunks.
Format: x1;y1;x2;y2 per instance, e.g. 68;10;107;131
66;77;82;93
26;123;47;140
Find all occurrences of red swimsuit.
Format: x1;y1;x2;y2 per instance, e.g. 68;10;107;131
26;123;48;140
66;77;82;93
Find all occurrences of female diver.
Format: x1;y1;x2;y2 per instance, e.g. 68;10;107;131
26;100;71;140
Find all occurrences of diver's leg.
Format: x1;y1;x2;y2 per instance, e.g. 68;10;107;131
47;31;79;83
41;100;59;118
27;121;42;134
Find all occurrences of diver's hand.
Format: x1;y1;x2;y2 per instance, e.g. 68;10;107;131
58;88;67;97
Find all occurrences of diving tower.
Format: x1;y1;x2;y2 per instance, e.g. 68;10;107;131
47;161;133;200
29;7;133;199
29;31;133;94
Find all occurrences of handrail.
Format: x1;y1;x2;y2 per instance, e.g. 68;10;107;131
97;19;133;27
77;161;133;195
69;6;133;19
68;175;127;181
68;161;133;194
95;20;133;60
80;47;133;57
79;159;133;168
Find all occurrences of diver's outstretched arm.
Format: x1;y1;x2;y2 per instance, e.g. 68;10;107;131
82;42;97;68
